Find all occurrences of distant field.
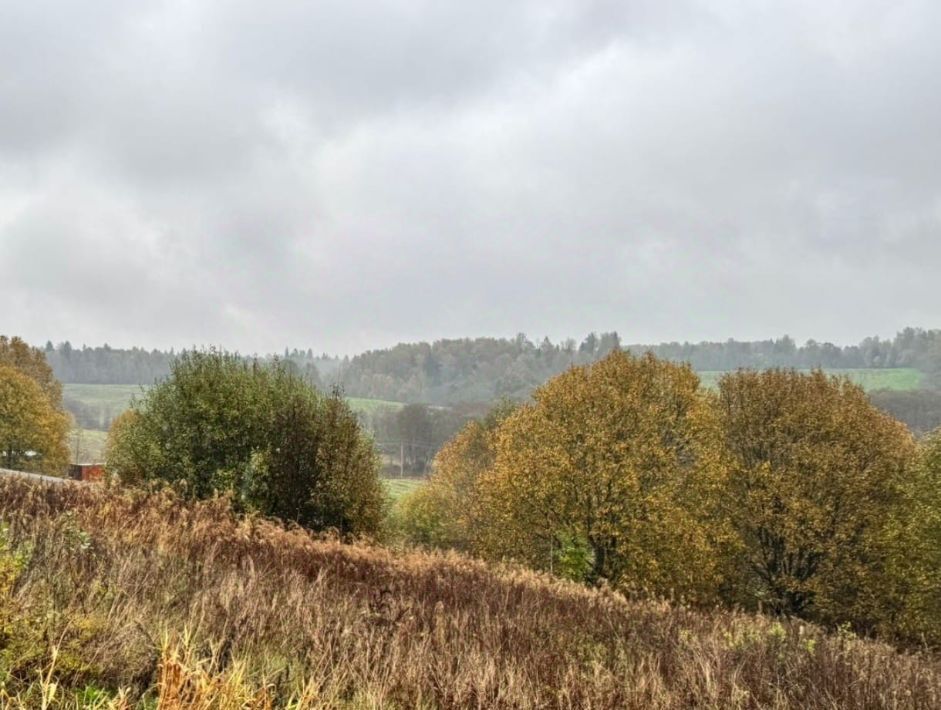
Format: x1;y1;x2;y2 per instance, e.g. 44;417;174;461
346;397;404;414
697;368;923;392
63;384;404;431
383;478;426;501
63;383;147;422
68;427;108;462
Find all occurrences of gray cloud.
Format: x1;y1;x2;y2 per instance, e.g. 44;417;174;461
1;0;940;353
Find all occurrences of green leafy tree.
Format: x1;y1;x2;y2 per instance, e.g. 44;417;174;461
106;350;385;536
716;370;916;627
394;404;434;473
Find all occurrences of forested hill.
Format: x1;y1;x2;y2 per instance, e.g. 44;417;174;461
331;329;941;403
41;328;941;403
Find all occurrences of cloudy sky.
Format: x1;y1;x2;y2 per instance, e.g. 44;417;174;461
2;1;940;354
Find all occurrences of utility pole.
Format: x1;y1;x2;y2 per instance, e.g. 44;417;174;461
399;442;405;479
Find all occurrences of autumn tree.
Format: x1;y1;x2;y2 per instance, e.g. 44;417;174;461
879;429;941;643
399;401;515;550
106;350;385;537
103;409;148;481
0;336;63;408
716;370;916;627
0;365;70;473
474;351;729;599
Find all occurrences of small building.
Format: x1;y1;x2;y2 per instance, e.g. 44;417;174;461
69;463;105;482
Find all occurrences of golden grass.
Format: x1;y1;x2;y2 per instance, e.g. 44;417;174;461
0;478;937;708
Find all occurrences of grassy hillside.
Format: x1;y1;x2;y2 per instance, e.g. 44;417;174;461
62;383;146;429
346;397;404;414
63;384;402;429
67;427;108;462
698;367;923;391
0;478;937;708
382;477;426;501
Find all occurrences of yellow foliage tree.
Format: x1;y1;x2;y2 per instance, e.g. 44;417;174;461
880;429;941;643
716;369;916;627
104;409;147;483
0;336;62;409
475;351;729;600
400;412;503;550
0;365;70;474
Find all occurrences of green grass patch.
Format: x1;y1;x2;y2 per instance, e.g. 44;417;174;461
67;428;108;463
697;368;923;392
63;384;403;431
383;478;426;502
63;383;149;407
346;397;404;414
63;383;147;422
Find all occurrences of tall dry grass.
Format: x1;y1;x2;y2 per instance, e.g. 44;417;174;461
0;477;938;708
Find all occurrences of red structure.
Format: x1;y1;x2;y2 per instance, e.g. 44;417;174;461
68;463;105;482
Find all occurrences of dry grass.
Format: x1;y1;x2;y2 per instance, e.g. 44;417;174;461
0;478;937;708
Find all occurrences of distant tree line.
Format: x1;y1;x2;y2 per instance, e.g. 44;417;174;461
332;328;941;404
42;329;941;396
44;342;176;384
43;342;332;387
40;330;941;442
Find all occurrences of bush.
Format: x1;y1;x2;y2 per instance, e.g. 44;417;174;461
883;429;941;643
106;350;385;537
403;357;941;646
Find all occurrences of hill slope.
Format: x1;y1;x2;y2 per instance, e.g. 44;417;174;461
0;478;938;708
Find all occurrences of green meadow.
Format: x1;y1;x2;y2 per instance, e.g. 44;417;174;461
697;368;923;392
63;384;403;425
382;477;426;501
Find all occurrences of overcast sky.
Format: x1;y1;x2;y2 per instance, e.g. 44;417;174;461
2;1;940;354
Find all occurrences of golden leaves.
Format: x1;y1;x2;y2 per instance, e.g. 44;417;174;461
0;364;70;474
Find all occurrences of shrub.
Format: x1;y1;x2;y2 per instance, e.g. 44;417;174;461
106;350;384;537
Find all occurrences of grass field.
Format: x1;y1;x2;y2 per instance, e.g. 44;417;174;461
697;367;924;391
62;383;147;426
382;477;426;501
0;477;938;707
68;427;109;462
346;397;404;414
62;384;403;431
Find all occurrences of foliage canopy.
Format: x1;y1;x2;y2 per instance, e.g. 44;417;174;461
473;352;729;599
403;353;941;645
716;370;916;627
0;364;70;474
106;350;385;536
